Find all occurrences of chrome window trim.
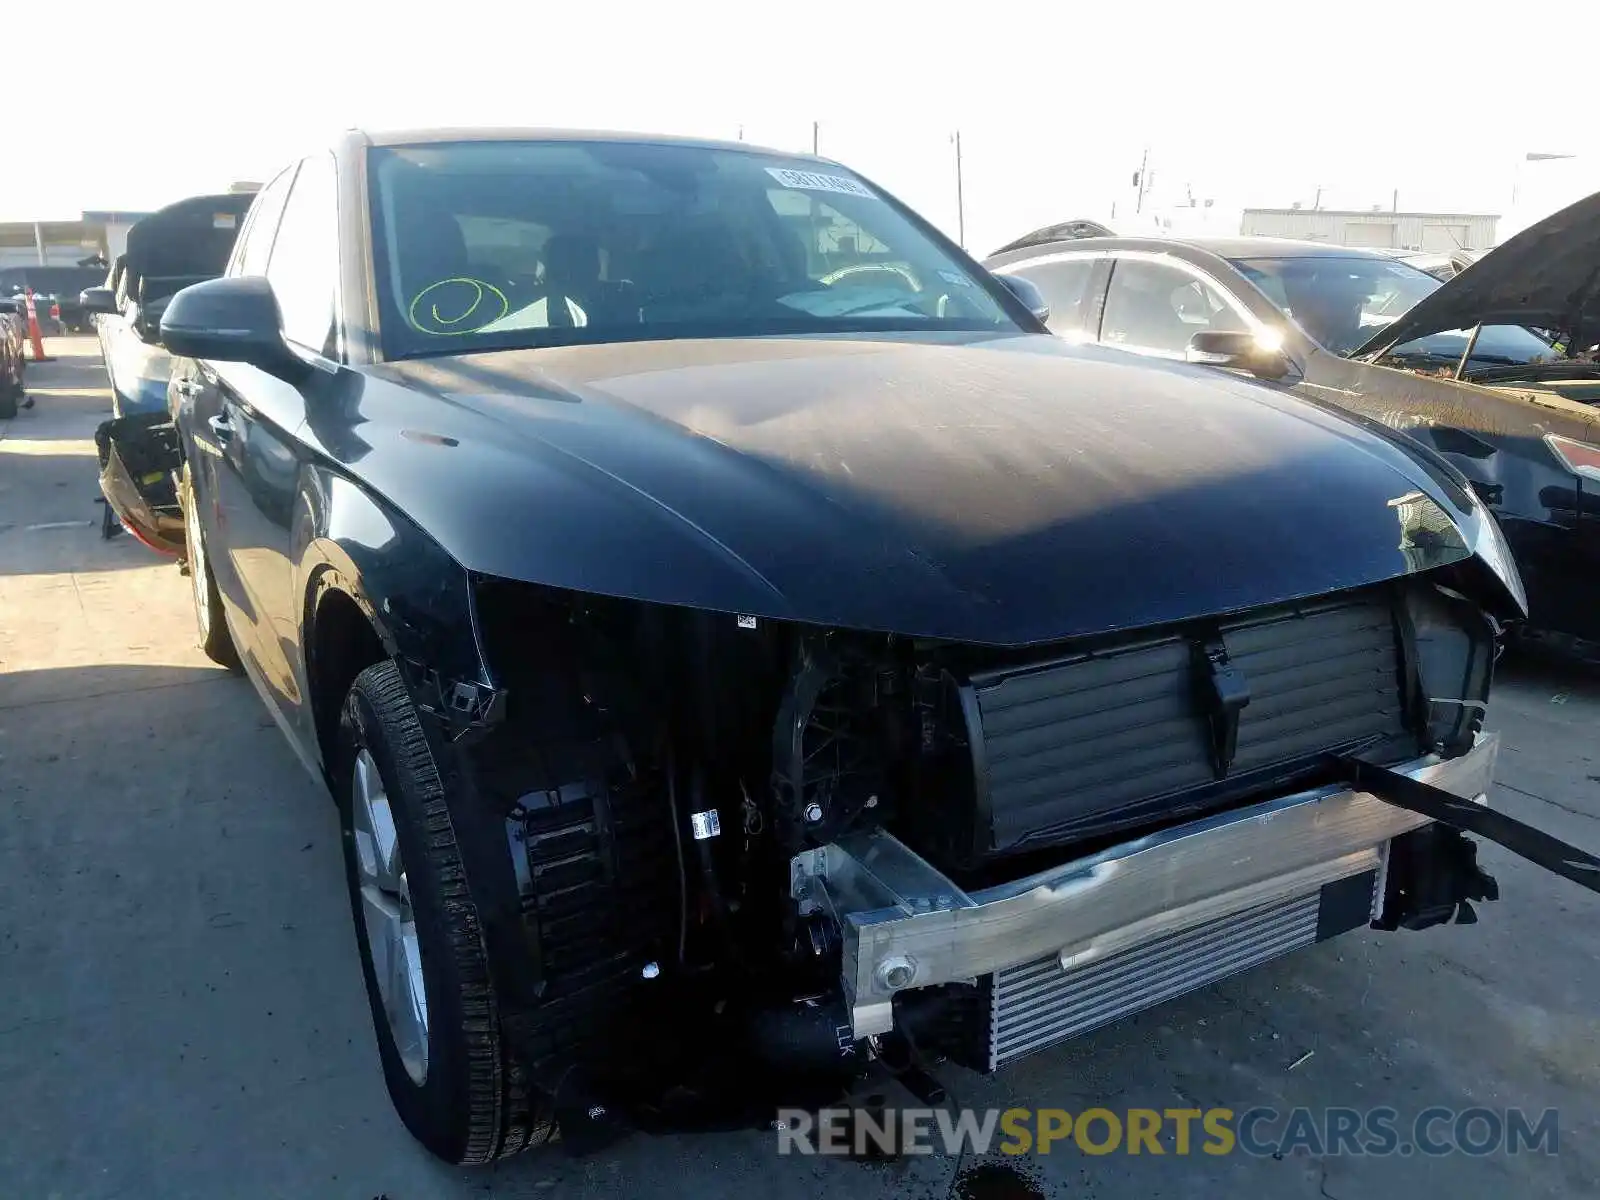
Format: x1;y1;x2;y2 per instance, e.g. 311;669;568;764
999;248;1274;358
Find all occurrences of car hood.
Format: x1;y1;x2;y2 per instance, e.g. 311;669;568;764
1354;189;1600;357
353;333;1507;647
125;193;253;280
990;218;1118;256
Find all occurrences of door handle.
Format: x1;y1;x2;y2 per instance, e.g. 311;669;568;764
208;413;235;446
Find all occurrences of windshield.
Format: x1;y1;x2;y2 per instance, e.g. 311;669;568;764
1229;255;1556;366
369;140;1019;359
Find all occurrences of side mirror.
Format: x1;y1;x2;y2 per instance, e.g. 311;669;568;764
80;286;119;314
160;276;305;380
996;274;1051;324
1186;329;1295;381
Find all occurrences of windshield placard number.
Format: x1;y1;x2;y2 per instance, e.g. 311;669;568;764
765;168;875;199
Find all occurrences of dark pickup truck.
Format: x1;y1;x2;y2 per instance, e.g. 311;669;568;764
80;193;253;417
0;265;107;334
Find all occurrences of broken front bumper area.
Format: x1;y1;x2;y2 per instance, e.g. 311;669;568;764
792;734;1499;1067
94;412;184;555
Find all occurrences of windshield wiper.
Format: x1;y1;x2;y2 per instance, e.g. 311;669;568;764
777;290;932;319
1380;349;1455;365
385;314;1011;362
1395;350;1537;368
826;298;931;318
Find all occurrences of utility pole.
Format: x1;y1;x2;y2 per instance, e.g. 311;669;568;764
737;124;744;141
1134;146;1150;214
1313;185;1323;210
1392;187;1399;213
812;121;819;155
1510;152;1572;208
953;130;966;249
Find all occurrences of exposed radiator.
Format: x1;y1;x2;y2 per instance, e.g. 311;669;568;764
989;890;1324;1070
967;590;1410;856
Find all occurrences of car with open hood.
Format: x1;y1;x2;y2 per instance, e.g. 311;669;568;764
987;197;1600;644
98;128;1523;1165
80;192;252;419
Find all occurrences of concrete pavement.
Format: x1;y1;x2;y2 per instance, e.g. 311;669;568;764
1;337;1596;1199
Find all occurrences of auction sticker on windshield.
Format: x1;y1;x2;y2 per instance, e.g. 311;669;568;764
765;168;875;198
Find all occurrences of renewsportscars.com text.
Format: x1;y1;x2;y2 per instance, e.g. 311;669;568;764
775;1106;1560;1158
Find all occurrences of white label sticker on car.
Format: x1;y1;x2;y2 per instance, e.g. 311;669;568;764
213;213;237;229
938;269;973;288
765;168;875;198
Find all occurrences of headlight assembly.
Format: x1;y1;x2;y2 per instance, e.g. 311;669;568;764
1468;501;1526;617
1401;584;1496;757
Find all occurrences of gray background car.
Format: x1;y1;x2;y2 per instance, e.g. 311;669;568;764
986;212;1600;645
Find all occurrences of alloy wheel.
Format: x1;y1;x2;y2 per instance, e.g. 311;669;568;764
185;487;211;640
351;748;430;1084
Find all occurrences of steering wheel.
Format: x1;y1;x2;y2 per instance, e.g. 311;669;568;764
407;277;512;336
818;262;922;292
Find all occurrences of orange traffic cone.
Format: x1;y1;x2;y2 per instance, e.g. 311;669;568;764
23;288;53;363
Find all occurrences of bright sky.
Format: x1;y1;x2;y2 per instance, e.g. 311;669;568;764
11;0;1598;254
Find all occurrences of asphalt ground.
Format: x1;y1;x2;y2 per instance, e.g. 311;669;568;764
1;336;1596;1199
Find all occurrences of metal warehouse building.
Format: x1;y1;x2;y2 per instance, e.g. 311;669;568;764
1;186;258;272
1240;207;1499;252
0;214;151;271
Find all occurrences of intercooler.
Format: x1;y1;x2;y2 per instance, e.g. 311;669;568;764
988;889;1326;1069
961;588;1414;859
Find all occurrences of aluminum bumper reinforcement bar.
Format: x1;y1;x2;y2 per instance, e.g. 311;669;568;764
794;735;1500;1040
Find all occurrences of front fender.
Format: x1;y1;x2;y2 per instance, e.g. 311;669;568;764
296;465;496;761
296;466;543;1034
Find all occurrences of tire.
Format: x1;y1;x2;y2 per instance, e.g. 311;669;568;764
337;660;551;1164
180;468;241;671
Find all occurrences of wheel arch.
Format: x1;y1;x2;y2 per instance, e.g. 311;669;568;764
304;565;390;776
298;465;494;776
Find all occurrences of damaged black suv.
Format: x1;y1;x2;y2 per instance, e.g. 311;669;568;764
101;129;1525;1163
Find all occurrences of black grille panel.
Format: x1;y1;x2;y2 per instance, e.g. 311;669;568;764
969;591;1408;855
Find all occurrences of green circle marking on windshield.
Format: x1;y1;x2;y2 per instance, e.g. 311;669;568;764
408;277;511;335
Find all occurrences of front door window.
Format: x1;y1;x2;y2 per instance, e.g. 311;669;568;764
1006;258;1098;337
1101;259;1247;355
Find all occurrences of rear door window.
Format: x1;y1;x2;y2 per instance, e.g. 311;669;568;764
114;259;135;309
232;167;297;278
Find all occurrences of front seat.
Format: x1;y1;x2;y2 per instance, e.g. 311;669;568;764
1115;282;1194;351
538;233;604;327
635;223;755;319
390;203;512;334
